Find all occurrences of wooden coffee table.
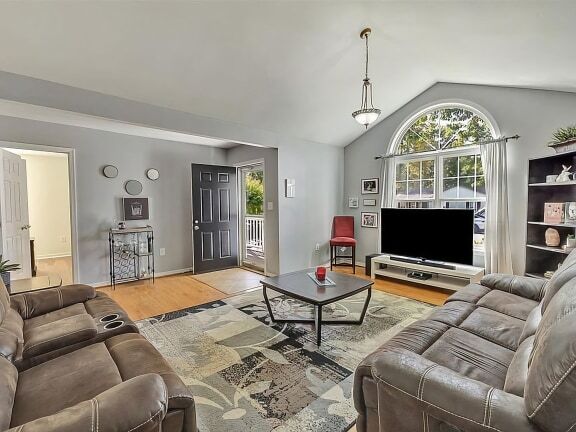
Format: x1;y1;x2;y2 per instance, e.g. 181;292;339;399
260;269;373;346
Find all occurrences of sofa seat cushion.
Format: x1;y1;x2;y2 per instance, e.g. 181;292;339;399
11;343;123;426
459;307;525;350
24;303;87;330
105;333;193;410
477;290;538;320
422;327;514;389
22;313;98;359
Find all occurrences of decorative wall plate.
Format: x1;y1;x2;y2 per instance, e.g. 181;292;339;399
103;165;118;178
146;168;160;181
125;179;143;196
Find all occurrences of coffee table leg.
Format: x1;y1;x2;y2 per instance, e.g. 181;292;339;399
315;305;322;346
262;285;276;323
358;286;372;324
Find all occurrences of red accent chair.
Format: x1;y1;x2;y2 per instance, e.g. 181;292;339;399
330;216;357;274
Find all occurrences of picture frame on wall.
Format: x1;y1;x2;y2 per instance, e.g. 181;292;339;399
361;212;378;228
361;178;379;194
123;197;149;221
348;197;359;208
363;198;377;206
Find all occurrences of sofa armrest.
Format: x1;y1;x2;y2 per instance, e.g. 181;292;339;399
10;284;96;319
371;349;539;432
22;313;98;359
481;274;546;301
8;373;167;432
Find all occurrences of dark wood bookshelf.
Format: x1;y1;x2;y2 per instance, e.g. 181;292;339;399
526;151;576;279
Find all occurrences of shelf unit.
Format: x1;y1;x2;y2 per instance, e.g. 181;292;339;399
526;151;576;279
108;226;155;289
371;255;484;291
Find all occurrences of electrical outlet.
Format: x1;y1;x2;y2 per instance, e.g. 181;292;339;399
315;243;320;252
159;248;166;256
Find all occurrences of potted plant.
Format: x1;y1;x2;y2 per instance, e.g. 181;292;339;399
0;256;21;289
549;125;576;153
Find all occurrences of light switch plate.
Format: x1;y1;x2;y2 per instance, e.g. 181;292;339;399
267;201;274;211
285;178;295;198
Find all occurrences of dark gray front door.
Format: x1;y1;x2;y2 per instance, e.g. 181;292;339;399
192;164;238;273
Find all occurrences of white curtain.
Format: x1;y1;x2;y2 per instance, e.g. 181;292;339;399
480;140;513;274
380;157;393;208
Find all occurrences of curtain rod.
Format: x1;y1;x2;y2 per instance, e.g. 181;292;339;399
374;134;520;160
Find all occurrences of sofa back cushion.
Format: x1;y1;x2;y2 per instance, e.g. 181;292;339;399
541;248;576;312
0;356;18;430
0;279;9;325
525;277;576;432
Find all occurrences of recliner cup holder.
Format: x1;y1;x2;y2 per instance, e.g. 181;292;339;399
103;320;124;330
99;313;120;323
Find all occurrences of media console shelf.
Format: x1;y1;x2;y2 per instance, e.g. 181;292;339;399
371;255;484;291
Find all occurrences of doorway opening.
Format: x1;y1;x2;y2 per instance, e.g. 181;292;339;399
239;163;265;272
0;147;74;285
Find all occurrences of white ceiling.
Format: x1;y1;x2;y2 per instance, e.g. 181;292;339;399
0;1;574;147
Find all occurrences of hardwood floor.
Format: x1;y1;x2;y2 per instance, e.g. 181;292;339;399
97;266;450;321
98;273;227;320
36;256;74;285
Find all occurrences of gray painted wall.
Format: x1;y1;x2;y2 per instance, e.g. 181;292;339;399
344;82;576;274
226;145;280;275
0;72;345;281
0;115;227;285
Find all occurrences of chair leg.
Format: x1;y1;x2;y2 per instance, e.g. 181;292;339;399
352;246;356;274
330;245;333;270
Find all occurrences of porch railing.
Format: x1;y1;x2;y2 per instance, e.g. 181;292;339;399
245;215;264;249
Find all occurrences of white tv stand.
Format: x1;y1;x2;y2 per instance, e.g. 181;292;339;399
371;255;484;291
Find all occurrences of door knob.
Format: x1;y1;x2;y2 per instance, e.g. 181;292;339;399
21;224;31;230
194;226;199;231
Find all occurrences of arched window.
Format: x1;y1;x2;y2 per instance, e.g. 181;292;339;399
391;104;496;246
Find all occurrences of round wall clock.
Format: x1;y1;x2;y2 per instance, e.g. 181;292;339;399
146;168;160;181
125;180;143;196
102;165;118;178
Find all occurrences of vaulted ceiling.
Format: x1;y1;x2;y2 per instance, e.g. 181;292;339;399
0;1;574;147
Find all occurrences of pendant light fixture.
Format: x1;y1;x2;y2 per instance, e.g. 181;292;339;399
352;28;381;128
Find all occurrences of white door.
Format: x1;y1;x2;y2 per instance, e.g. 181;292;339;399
0;150;31;279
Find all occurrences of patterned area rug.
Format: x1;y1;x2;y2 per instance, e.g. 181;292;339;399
137;289;432;432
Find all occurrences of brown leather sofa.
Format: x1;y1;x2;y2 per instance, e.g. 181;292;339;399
0;280;138;370
354;249;576;432
0;281;197;431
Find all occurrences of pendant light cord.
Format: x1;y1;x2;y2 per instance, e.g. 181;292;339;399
364;33;369;80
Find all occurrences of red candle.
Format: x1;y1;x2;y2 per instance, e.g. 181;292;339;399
315;266;326;281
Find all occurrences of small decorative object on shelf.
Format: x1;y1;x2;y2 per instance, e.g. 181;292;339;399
544;270;556;279
546;175;558;183
549;125;576;154
108;226;155;289
545;228;561;247
544;202;565;224
556;165;573;182
566;202;576;223
565;234;576;252
0;255;21;291
118;221;126;230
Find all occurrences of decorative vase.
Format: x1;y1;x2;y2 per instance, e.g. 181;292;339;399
1;272;10;289
545;228;561;247
567;237;576;248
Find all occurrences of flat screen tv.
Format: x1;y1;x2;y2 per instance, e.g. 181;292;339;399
380;208;474;266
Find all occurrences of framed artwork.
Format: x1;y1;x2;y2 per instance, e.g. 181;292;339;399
348;197;359;208
363;198;377;206
361;212;378;228
361;178;379;194
544;202;564;224
123;197;149;221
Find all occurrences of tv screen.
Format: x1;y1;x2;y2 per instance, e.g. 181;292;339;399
380;208;474;265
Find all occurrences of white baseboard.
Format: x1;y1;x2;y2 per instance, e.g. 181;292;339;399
90;267;193;288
